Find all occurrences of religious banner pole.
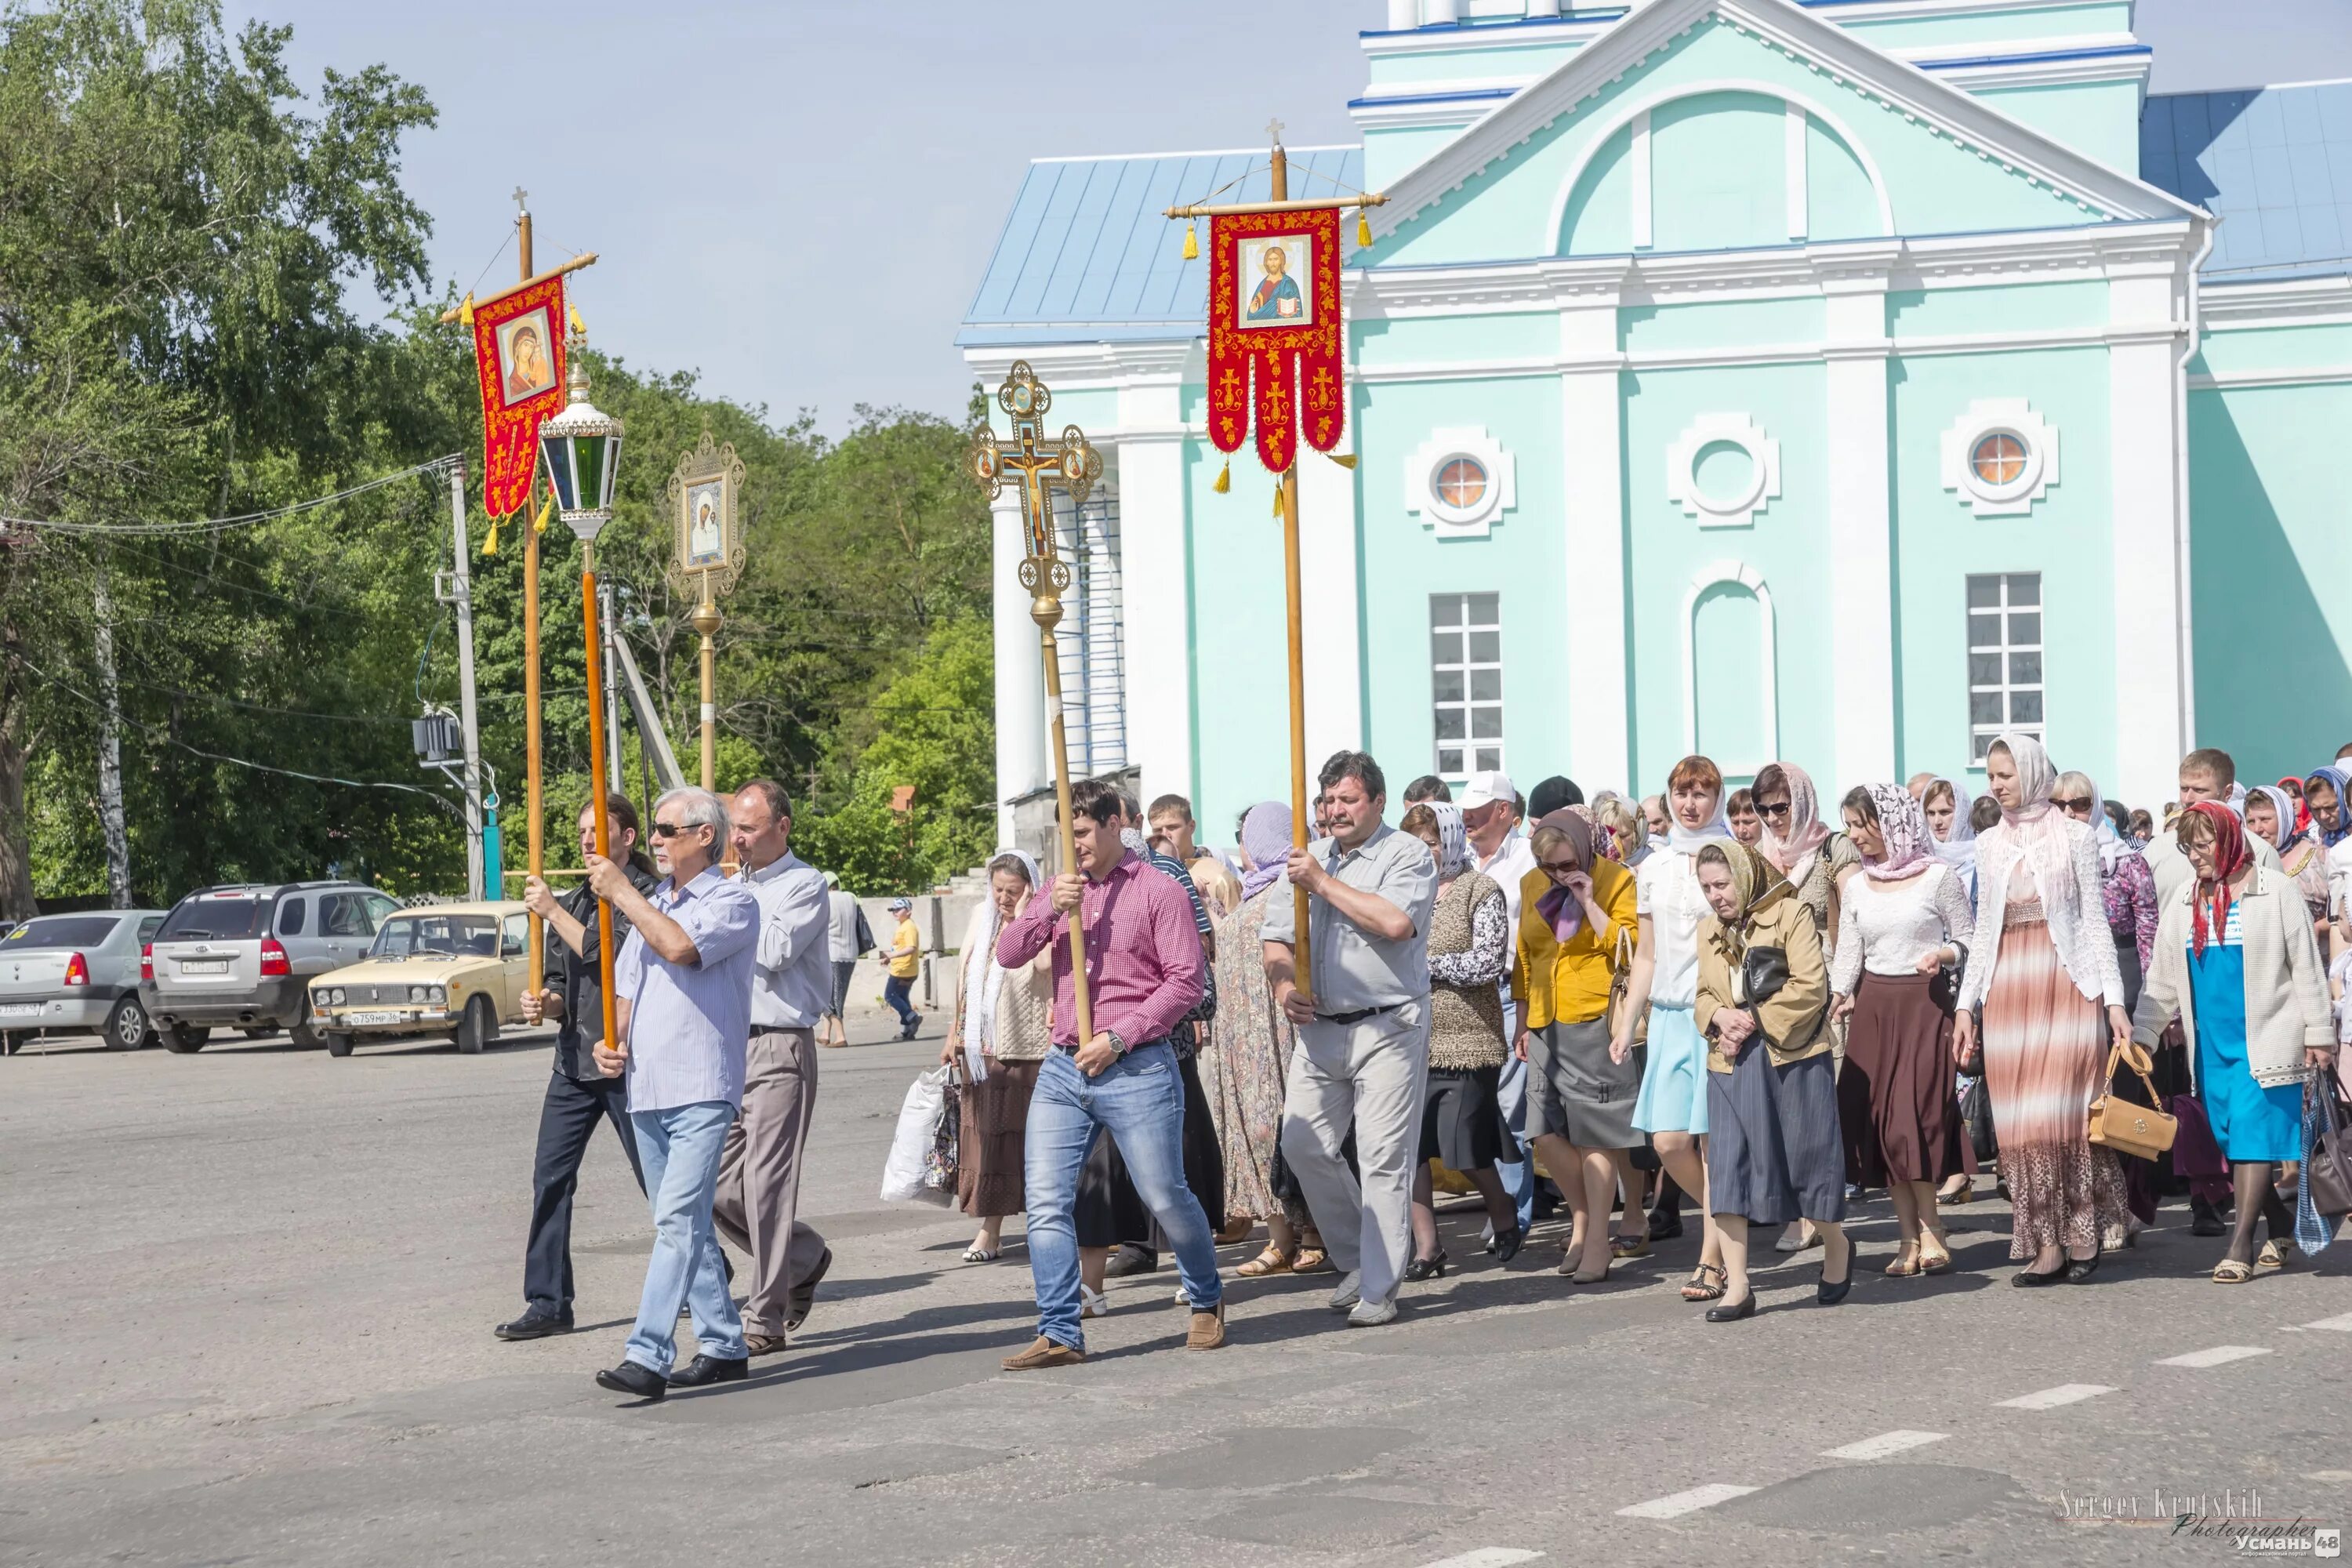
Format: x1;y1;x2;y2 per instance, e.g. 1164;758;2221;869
517;192;546;995
1167;121;1384;1008
968;362;1102;1043
668;430;746;797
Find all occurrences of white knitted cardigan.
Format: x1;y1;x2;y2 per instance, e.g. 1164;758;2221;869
2131;865;2334;1090
1957;815;2123;1012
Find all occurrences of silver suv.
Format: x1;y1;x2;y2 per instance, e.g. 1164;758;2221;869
142;882;400;1052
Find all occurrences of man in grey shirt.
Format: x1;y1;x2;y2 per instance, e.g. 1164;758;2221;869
710;780;833;1356
821;873;862;1050
1262;750;1437;1327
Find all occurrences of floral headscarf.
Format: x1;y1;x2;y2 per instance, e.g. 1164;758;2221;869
1757;761;1831;887
1429;801;1470;883
1240;802;1293;902
1697;840;1794;960
1860;783;1935;883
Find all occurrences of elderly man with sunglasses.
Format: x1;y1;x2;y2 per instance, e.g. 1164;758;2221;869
583;786;762;1403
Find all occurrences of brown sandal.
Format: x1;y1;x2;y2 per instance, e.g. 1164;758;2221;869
1679;1263;1727;1301
1235;1247;1294;1278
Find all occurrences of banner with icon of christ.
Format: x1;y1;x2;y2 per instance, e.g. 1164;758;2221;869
1206;207;1343;475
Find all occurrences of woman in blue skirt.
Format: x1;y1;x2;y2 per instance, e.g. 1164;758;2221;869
2132;801;2336;1282
1611;754;1736;1302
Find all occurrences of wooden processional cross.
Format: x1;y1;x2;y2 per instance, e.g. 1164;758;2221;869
970;362;1103;1041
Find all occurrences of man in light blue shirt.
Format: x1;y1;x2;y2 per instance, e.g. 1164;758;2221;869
710;779;835;1356
587;786;760;1403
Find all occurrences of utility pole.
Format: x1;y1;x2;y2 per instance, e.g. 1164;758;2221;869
93;557;131;908
446;463;487;898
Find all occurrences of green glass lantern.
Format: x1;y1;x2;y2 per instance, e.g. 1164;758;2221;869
538;335;624;543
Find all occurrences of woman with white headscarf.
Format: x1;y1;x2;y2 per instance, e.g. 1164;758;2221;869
1399;801;1517;1275
941;850;1051;1262
2244;782;2332;932
1922;775;1980;906
1954;735;2131;1287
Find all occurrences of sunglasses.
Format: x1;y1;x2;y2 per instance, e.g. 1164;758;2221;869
2053;797;2093;811
1539;857;1581;876
1756;800;1792;819
651;820;693;839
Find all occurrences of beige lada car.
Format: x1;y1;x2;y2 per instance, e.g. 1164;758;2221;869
307;901;532;1057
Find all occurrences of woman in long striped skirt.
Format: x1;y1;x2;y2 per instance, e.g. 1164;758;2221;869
1954;734;2132;1287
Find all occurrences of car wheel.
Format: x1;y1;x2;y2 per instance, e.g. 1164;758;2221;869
289;1017;324;1050
164;1024;210;1054
105;996;154;1052
455;994;494;1055
325;1032;354;1058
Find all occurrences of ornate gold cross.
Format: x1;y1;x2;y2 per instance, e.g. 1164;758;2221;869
968;360;1102;629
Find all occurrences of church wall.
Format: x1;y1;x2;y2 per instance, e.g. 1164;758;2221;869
1622;358;1836;791
1621;296;1827;354
1184;431;1301;848
1360;310;1565;363
2191;321;2352;376
1888;343;2118;787
2186;377;2352;782
1650;91;1794;252
1363;40;1585;89
1831;2;2135;53
1973;80;2144;178
1808;118;1882;241
1887;278;2110;339
1364;125;1468;191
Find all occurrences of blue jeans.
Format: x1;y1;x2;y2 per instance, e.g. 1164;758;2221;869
1025;1042;1221;1351
882;975;919;1027
624;1100;746;1372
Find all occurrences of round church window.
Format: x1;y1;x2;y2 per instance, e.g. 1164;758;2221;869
1971;432;2027;488
1436;456;1488;512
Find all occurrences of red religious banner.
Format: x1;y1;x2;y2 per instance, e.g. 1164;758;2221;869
1205;207;1345;475
469;276;568;517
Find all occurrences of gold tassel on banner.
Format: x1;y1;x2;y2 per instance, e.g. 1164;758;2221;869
482;515;501;557
1182;221;1199;260
1357;209;1374;248
568;302;586;335
1327;452;1359;470
532;488;553;534
458;292;475;326
1272;483;1283;518
1212;459;1229;493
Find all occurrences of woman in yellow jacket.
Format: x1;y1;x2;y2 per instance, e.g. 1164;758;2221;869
1513;809;1643;1283
1693;841;1854;1321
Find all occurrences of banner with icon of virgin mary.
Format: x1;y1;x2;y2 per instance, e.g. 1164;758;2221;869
1205;207;1344;475
469;275;568;517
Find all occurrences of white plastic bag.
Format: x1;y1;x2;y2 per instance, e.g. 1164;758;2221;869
880;1065;955;1206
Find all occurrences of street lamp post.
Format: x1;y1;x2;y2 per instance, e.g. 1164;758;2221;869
537;332;626;1051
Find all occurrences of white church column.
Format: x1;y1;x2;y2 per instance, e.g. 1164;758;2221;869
1298;423;1366;768
1559;281;1629;789
1117;368;1197;809
2108;262;2192;808
992;492;1046;844
1823;263;1897;785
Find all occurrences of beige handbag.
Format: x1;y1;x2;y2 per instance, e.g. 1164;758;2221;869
2086;1037;2177;1161
1603;925;1645;1045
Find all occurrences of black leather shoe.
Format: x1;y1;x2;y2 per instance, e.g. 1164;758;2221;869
1103;1243;1160;1278
1817;1269;1853;1306
494;1307;574;1341
1402;1251;1448;1282
786;1245;833;1331
2190;1196;2228;1237
2012;1264;2067;1287
1704;1293;1756;1323
1648;1203;1684;1243
666;1353;749;1388
1491;1228;1524;1265
593;1361;668;1401
2062;1253;2101;1284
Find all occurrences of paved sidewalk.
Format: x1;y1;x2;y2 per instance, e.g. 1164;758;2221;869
2;1009;2346;1567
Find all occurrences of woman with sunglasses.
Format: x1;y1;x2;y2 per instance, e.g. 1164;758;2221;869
1612;756;1735;1303
2133;801;2336;1281
1514;808;1643;1281
1830;785;1973;1276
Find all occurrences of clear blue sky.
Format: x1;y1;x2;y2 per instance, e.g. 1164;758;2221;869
252;1;2352;433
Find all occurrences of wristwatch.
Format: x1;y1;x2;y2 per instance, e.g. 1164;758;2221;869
1102;1029;1128;1056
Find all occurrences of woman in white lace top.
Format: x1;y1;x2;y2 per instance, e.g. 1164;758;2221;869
1829;785;1975;1276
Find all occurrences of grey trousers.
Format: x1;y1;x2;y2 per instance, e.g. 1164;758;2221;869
712;1026;829;1337
1279;997;1430;1307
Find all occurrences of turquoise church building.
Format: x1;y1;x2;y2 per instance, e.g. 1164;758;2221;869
960;0;2352;846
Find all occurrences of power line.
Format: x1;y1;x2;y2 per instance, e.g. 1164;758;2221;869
2;456;459;536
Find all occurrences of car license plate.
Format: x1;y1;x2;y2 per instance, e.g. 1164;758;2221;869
179;960;230;975
0;1002;40;1018
345;1010;402;1025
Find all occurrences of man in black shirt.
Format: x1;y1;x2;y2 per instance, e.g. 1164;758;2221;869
495;795;663;1341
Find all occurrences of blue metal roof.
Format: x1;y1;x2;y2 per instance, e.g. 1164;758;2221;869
957;147;1366;347
2143;80;2352;280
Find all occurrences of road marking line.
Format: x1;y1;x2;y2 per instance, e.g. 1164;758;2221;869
1617;1484;1759;1519
1822;1429;1947;1461
1997;1383;2117;1410
2157;1345;2272;1367
1419;1552;1543;1568
2299;1312;2352;1333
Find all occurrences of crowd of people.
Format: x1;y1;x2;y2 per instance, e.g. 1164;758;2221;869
946;737;2352;1365
474;735;2352;1397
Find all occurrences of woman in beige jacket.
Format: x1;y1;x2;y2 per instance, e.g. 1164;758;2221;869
2131;802;2336;1282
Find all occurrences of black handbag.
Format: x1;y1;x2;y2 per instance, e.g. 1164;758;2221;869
1740;945;1791;1006
2307;1081;2352;1221
1960;1073;1998;1163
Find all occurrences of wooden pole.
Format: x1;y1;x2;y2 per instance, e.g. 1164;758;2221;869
1163;193;1386;220
1035;601;1094;1044
1269;138;1314;1007
581;546;619;1054
693;587;720;792
519;201;546;993
436;252;599;323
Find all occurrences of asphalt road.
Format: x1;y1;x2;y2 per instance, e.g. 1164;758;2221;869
2;1001;2347;1568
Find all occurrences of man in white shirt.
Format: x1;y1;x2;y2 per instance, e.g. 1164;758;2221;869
710;780;833;1356
1461;770;1540;1233
2144;748;2281;905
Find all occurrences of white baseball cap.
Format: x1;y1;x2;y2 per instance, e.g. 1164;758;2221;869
1458;770;1517;811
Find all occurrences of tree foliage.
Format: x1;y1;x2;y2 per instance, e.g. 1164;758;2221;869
0;0;996;912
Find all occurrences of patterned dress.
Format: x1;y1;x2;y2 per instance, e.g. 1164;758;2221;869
1200;886;1308;1227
